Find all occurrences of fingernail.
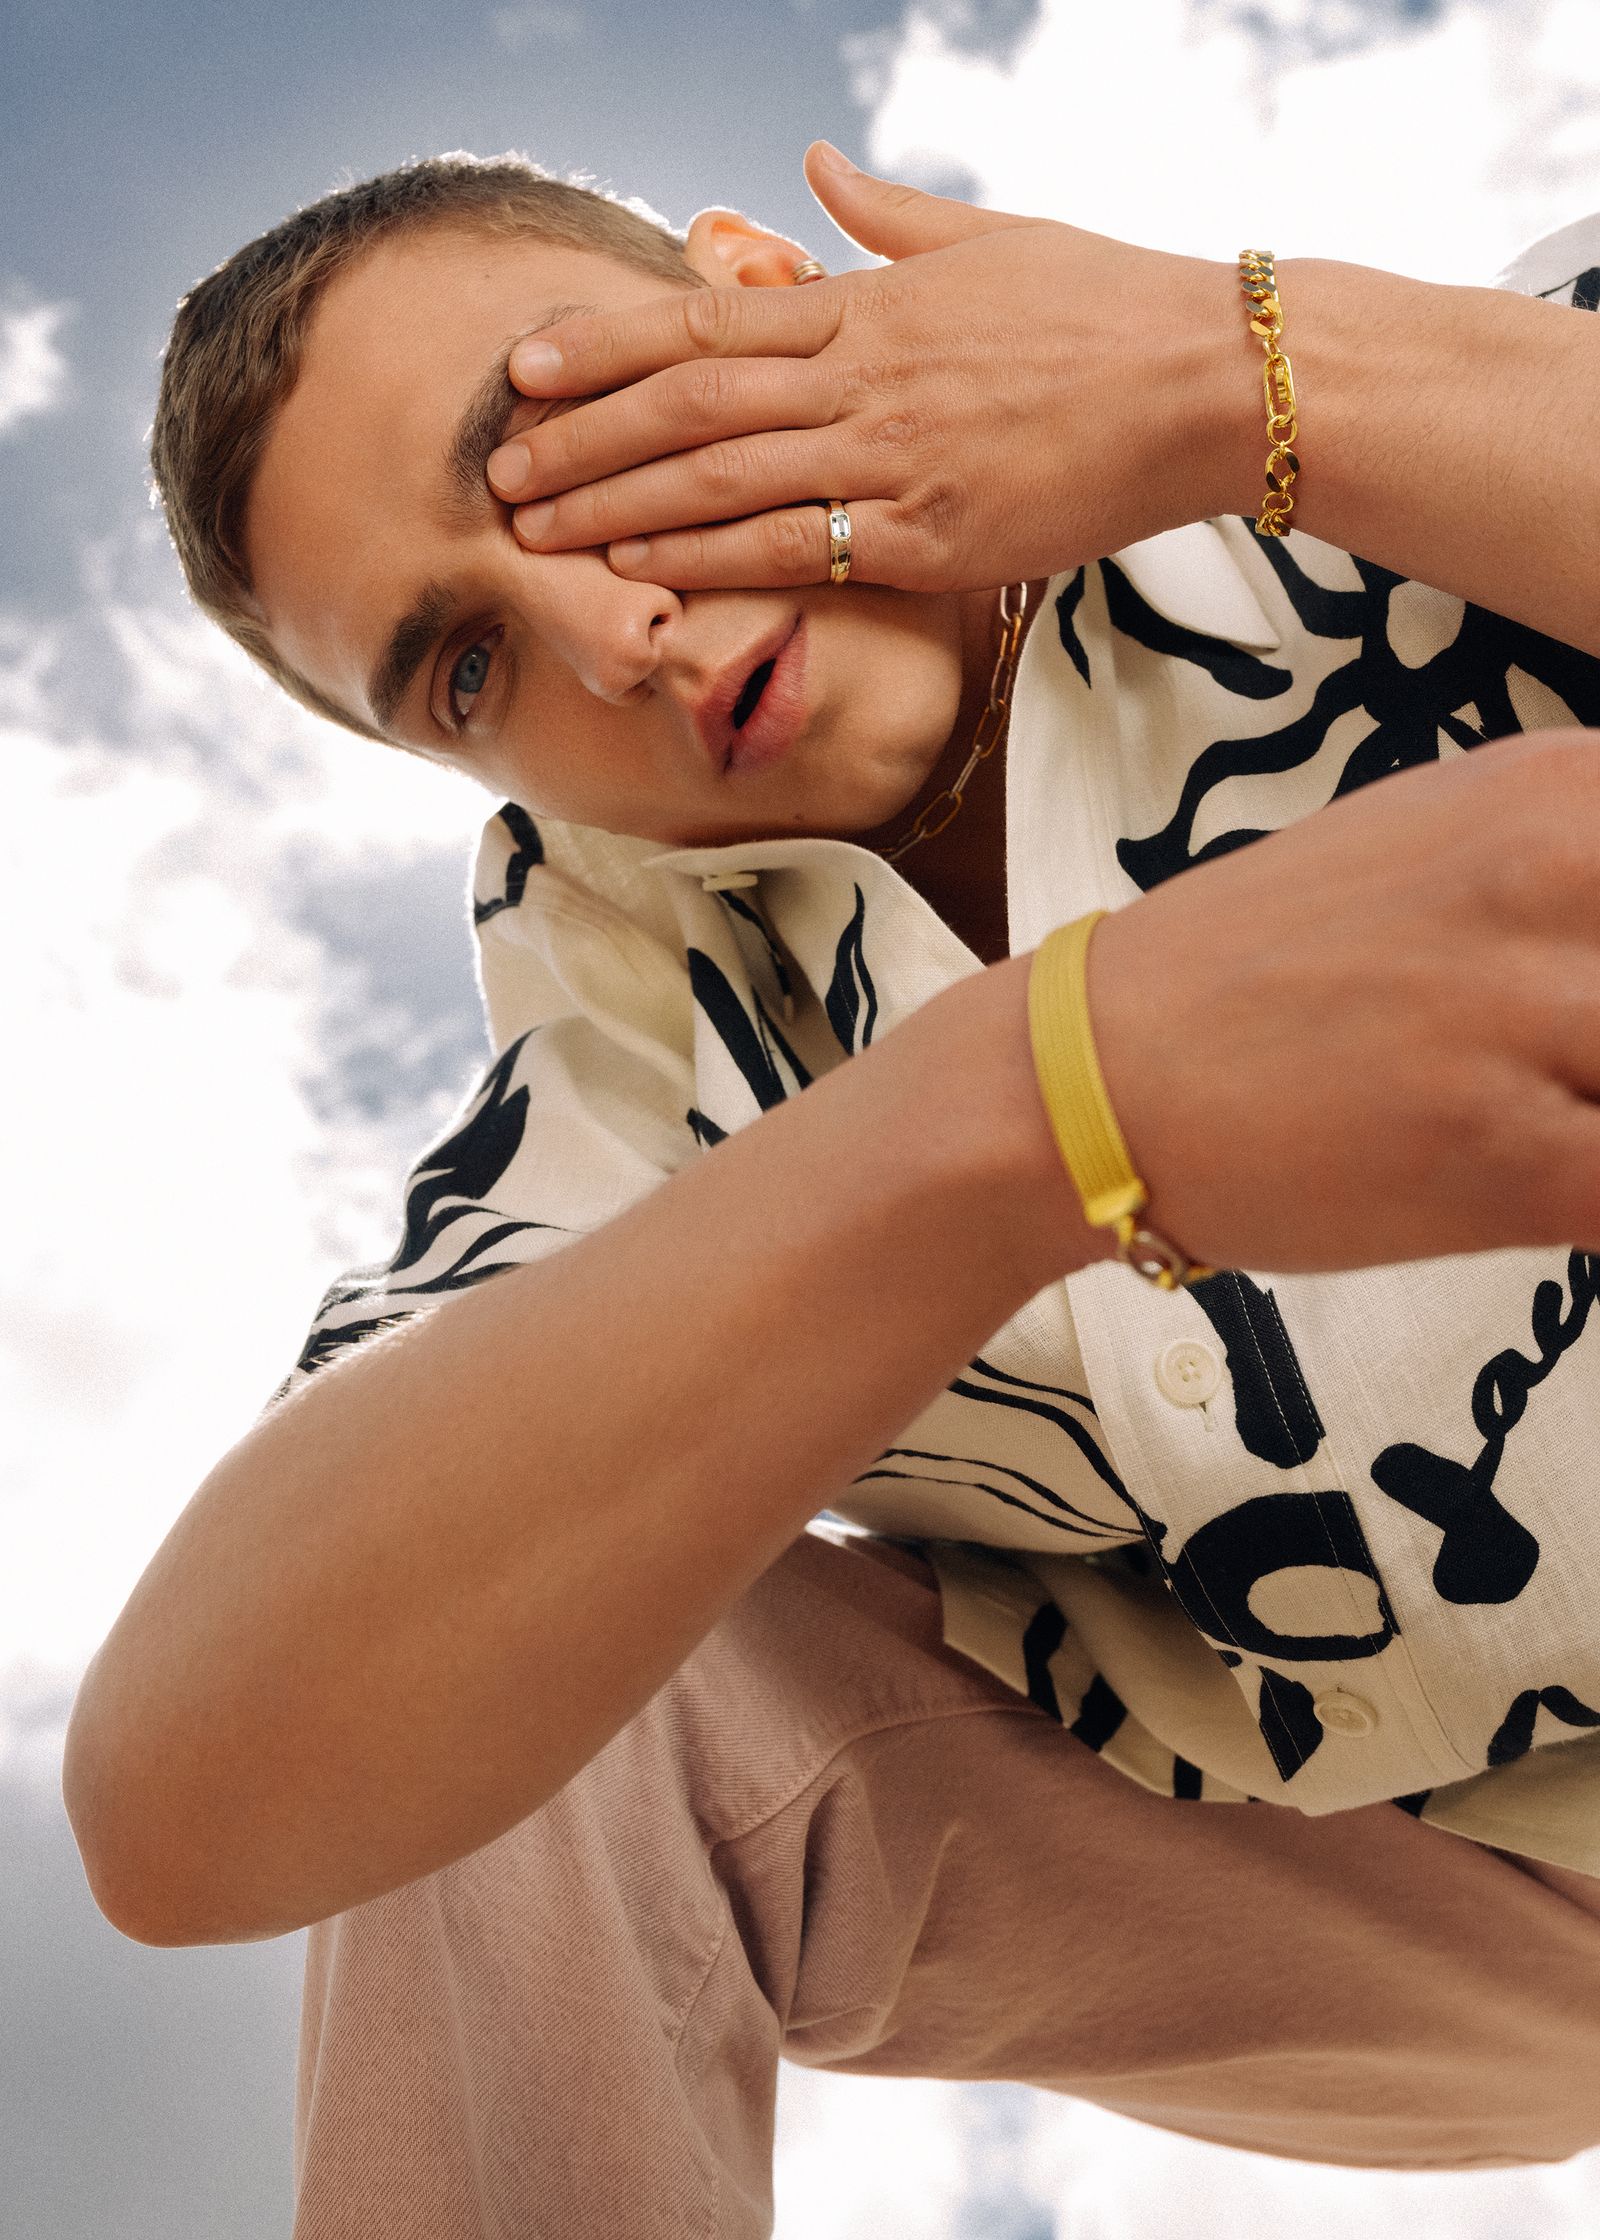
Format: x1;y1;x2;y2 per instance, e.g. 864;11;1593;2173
515;500;555;542
487;441;530;497
609;538;649;570
813;140;857;172
510;337;562;383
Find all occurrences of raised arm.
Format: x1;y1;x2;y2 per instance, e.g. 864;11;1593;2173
66;946;1095;1948
62;730;1600;1947
1257;251;1600;660
487;149;1600;656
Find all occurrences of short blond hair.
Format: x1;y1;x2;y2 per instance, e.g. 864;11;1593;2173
149;153;701;738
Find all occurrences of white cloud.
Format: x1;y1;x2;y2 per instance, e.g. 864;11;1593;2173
0;282;72;439
0;564;490;1673
1046;2098;1600;2238
775;2072;972;2239
774;2068;1600;2237
859;0;1600;282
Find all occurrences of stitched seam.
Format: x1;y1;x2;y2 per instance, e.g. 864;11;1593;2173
1238;1278;1379;1650
669;1906;733;2240
1238;1274;1302;1462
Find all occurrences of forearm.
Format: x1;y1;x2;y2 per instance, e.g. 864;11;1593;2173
1204;255;1600;657
63;950;1101;1946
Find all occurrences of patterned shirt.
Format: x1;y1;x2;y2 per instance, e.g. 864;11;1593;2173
283;215;1600;1874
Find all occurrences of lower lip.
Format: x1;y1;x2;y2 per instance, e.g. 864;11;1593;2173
727;617;808;775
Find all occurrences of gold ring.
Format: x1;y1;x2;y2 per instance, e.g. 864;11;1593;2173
791;257;828;284
826;500;852;584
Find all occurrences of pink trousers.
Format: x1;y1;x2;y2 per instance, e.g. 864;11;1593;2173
292;1530;1600;2237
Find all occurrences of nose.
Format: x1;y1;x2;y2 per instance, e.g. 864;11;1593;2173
509;547;681;704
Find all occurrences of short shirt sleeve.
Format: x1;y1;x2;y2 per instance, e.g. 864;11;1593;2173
270;806;702;1408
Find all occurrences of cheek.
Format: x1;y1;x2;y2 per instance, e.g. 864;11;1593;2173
851;637;964;761
834;596;964;725
493;693;657;828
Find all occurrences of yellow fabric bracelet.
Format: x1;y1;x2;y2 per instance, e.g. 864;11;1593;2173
1027;912;1216;1291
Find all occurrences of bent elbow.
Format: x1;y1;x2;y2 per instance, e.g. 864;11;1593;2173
61;1677;226;1949
60;1697;166;1945
62;1696;312;1947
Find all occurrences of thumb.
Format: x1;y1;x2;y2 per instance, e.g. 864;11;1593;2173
802;141;1025;259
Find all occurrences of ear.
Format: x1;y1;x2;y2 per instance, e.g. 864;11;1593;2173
681;206;813;289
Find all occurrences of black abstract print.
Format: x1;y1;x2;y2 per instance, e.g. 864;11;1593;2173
1056;541;1600;899
289;1032;567;1383
1040;264;1600;1791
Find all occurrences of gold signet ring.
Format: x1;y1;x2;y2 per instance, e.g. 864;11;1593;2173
791;257;828;284
826;501;852;584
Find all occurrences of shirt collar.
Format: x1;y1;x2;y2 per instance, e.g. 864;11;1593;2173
1109;519;1281;651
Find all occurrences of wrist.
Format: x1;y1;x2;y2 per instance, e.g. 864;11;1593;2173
920;952;1114;1295
1155;251;1270;529
1270;254;1465;555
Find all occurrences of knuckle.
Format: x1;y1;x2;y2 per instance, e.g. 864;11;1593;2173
673;526;711;576
891;483;962;580
870;407;922;458
681;358;737;430
683;287;739;353
870;514;943;594
1426;1061;1526;1201
704;360;741;418
763;507;821;573
1478;788;1600;931
836;359;876;418
693;440;745;503
897;478;959;539
1440;729;1600;933
1475;837;1549;931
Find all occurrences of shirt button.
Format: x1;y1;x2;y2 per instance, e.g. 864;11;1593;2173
1155;1339;1222;1408
1314;1690;1379;1738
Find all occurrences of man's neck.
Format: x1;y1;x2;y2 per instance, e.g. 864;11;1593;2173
862;579;1046;966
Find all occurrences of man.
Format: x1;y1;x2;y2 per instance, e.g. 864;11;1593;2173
64;155;1600;2231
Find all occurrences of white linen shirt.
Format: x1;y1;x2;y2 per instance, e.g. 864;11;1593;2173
282;217;1600;1874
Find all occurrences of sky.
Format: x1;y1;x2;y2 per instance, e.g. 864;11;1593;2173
5;0;1600;2232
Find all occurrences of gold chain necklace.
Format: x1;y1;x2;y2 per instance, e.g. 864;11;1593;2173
880;581;1029;864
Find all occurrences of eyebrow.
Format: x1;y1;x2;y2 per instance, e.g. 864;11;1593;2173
366;301;599;733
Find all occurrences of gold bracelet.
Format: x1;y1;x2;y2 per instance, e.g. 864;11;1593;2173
1238;250;1300;537
1026;912;1217;1292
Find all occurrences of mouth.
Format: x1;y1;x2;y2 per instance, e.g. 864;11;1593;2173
731;657;777;732
693;616;807;775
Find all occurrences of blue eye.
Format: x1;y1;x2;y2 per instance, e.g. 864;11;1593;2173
449;638;495;725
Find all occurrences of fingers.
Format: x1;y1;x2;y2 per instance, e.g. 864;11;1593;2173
801;139;1032;258
603;500;897;592
511;429;860;553
506;279;846;401
490;357;846;505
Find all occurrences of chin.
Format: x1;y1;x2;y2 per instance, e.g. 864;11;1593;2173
836;755;948;845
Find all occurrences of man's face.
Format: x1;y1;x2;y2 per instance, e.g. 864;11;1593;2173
245;225;968;847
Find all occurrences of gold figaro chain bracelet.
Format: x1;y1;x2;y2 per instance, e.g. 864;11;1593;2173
1238;251;1300;537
